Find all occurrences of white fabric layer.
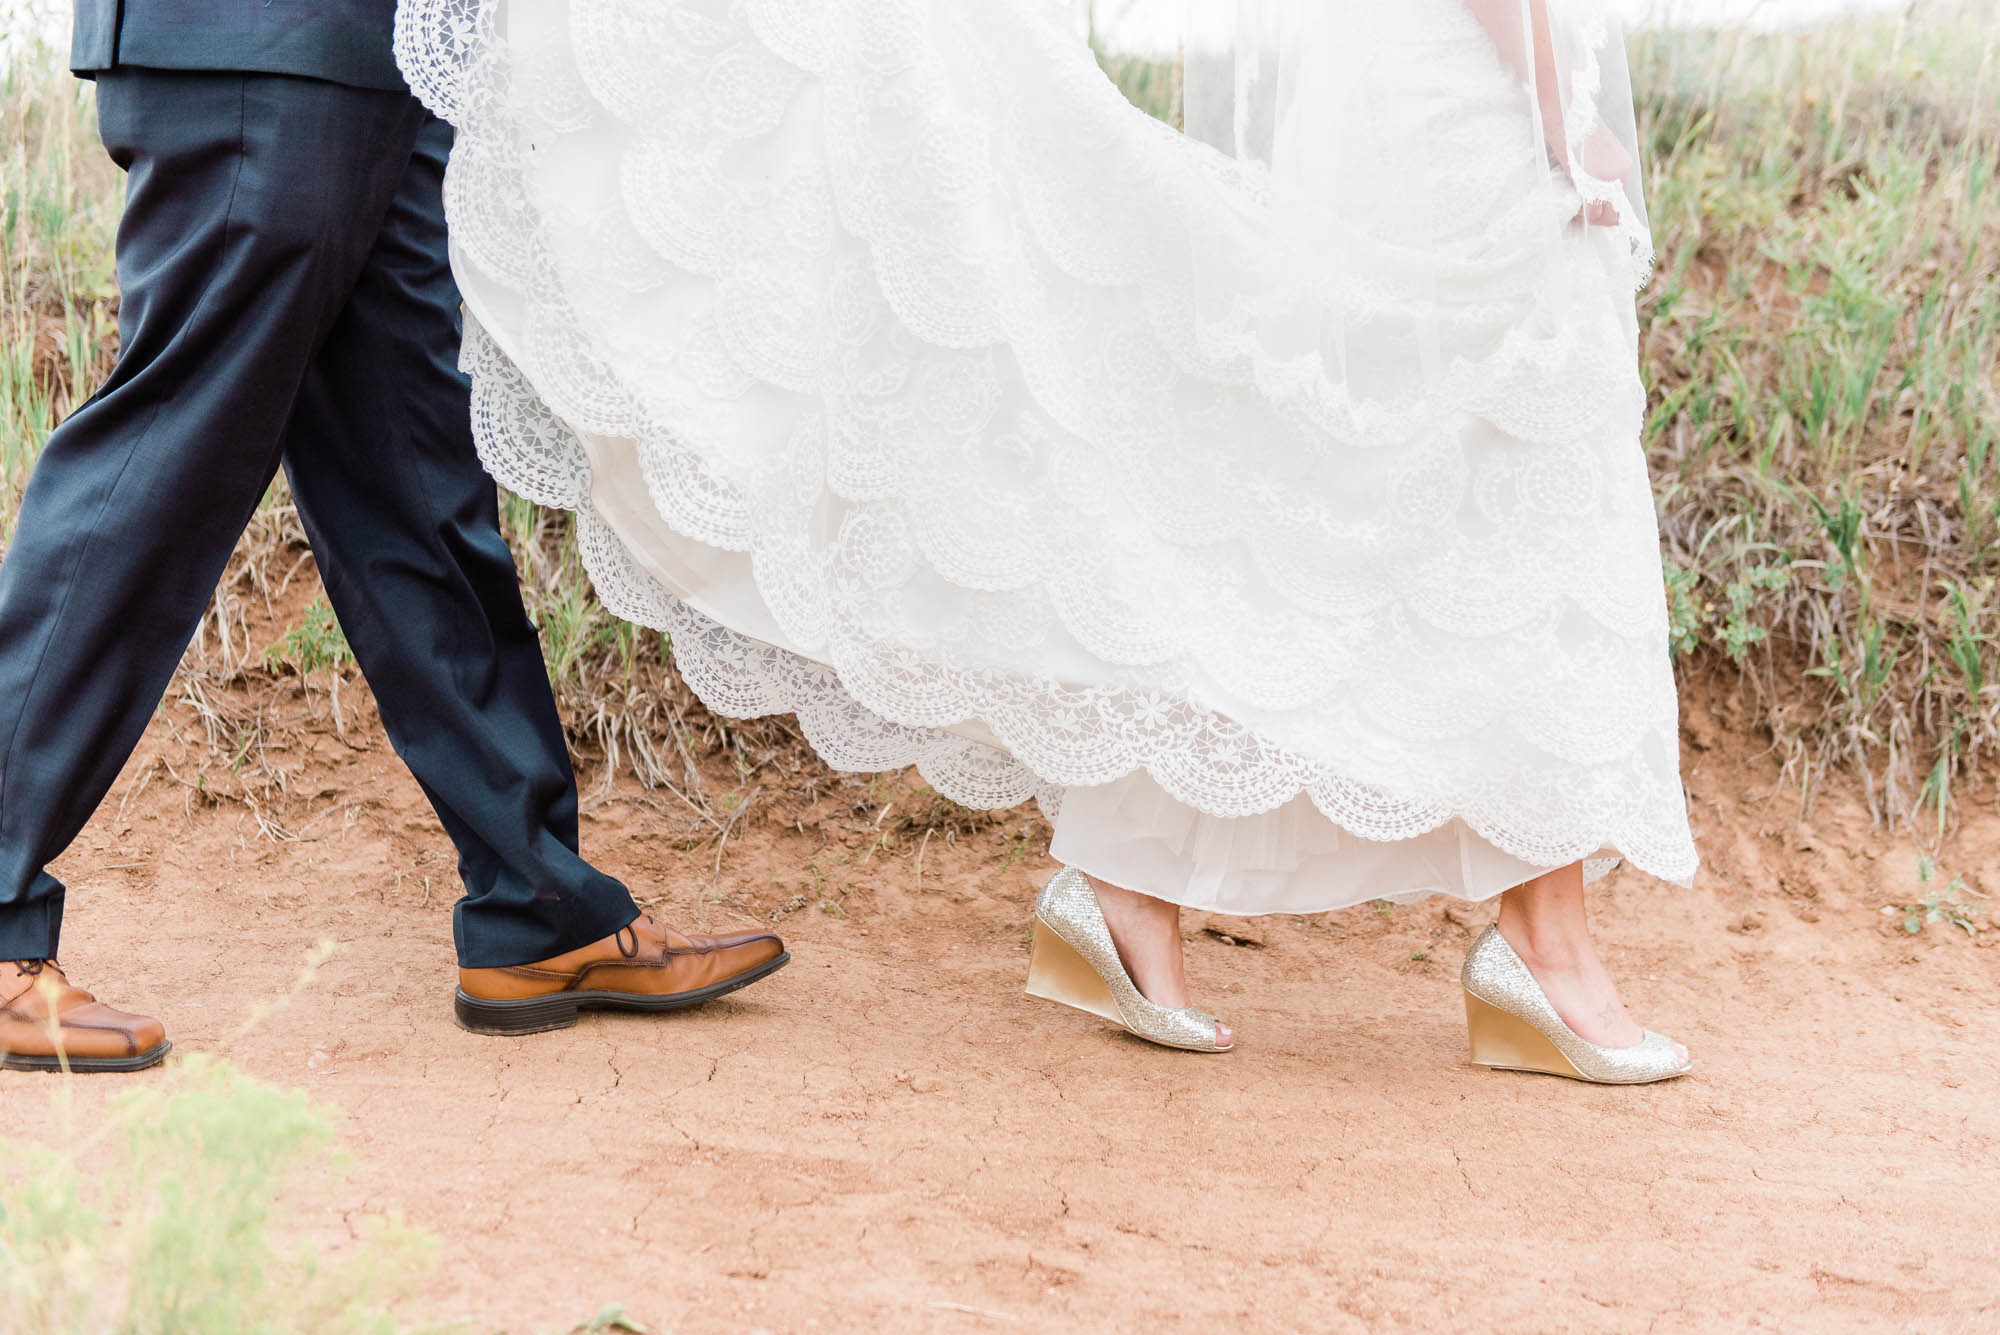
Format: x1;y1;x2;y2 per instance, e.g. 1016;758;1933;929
1050;770;1618;916
395;0;1700;908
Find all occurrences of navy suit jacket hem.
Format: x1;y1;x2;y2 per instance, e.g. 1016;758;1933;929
70;0;409;94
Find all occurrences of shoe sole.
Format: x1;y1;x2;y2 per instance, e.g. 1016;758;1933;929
453;951;791;1036
1024;914;1128;1027
0;1040;173;1074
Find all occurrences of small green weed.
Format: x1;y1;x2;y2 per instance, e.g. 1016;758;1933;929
1893;856;1985;936
265;598;354;677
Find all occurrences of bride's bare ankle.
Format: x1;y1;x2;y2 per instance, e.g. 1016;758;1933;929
1495;908;1593;973
1497;867;1596;970
1495;891;1646;1047
1087;875;1176;924
1082;874;1189;1008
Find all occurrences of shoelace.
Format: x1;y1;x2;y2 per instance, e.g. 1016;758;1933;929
3;958;59;1008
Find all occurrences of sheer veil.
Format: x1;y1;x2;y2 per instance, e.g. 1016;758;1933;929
1183;0;1651;261
1169;0;1654;444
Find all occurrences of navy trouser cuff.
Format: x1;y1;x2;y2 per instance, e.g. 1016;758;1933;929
0;893;64;962
453;881;641;970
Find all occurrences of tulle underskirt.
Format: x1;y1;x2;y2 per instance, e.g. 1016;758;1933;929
1049;770;1604;915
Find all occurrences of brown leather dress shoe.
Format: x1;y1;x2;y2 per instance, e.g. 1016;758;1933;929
454;913;788;1035
1;960;171;1073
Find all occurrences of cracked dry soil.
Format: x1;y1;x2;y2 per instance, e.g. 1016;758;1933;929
6;674;1999;1335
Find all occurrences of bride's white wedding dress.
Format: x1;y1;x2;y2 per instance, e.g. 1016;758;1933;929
394;0;1698;913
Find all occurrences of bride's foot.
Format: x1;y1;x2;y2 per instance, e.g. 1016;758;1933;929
1086;876;1232;1049
1496;868;1688;1066
1025;869;1233;1052
1464;861;1689;1083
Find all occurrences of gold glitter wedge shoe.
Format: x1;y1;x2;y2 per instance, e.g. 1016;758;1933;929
1461;924;1689;1084
1024;868;1232;1053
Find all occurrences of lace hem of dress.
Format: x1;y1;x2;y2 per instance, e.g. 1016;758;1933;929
464;319;1696;885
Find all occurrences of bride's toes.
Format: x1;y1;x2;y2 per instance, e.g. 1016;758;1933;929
1215;1022;1234;1049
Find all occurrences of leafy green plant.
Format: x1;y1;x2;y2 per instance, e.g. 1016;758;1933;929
0;1055;453;1335
1664;558;1702;658
566;1308;648;1335
1894;856;1985;936
1719;562;1792;663
265;598;354;677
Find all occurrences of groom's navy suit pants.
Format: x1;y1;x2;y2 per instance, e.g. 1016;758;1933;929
0;69;638;967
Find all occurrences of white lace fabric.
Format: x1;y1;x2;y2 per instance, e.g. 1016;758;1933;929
395;0;1699;896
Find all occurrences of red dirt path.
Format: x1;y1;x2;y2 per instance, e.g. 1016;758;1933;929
7;675;1999;1334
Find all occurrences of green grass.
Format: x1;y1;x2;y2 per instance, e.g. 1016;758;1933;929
4;12;2000;833
1097;49;1181;125
1;53;118;550
1631;10;2000;825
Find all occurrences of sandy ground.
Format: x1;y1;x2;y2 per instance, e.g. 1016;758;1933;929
7;665;2000;1335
